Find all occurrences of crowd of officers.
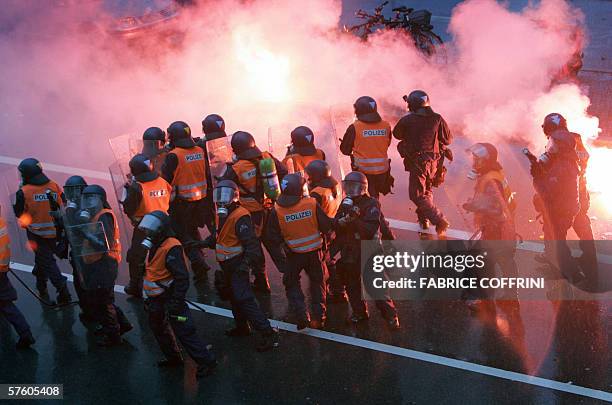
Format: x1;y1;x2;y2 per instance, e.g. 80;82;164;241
0;90;597;379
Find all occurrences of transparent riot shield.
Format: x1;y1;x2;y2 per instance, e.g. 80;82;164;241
108;160;133;241
108;133;141;176
0;168;30;261
329;104;355;180
206;136;232;188
65;221;110;289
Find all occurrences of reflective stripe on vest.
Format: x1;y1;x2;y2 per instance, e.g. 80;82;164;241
143;278;174;297
20;182;63;238
133;176;173;220
144;238;183;297
82;209;122;264
311;185;341;218
283;149;325;175
276;197;323;253
232;151;273;213
170;147;207;201
352;120;391;174
215;206;250;262
0;218;10;270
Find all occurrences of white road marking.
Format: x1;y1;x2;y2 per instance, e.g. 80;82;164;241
2;156;611;265
9;262;612;402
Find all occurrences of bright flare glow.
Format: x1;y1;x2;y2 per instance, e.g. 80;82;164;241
233;29;291;103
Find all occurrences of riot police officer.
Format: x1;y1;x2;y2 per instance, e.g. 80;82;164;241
220;131;289;294
138;210;218;376
304;160;346;302
334;172;399;329
393;90;452;237
0;210;35;349
196;180;280;350
282;126;326;175
142;127;168;174
267;174;333;329
123;154;173;298
13;158;71;303
161;121;211;281
76;185;132;346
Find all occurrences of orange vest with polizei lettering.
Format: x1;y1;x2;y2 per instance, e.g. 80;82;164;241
0;217;11;271
133;177;173;221
232;151;273;213
276;197;322;253
283;149;325;175
19;182;63;238
143;237;182;297
169;147;207;201
310;184;341;218
82;209;122;264
352;120;391;174
215;206;249;262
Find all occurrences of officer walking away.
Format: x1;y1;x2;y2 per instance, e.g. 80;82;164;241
62;175;96;323
267;174;333;329
220;131;289;294
527;124;583;284
162;121;211;282
193;180;280;350
138;211;218;376
0;209;36;349
13;158;72;303
304;160;346;303
142;127;168;174
536;113;598;290
77;185;132;346
393;90;452;237
122;154;173;298
283;126;326;175
334;172;400;330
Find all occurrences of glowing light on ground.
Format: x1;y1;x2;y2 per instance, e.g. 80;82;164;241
233;28;291;103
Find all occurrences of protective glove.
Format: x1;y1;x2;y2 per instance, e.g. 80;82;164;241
168;298;186;316
184;235;215;250
337;215;355;227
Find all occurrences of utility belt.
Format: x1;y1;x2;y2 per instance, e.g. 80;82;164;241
143;277;174;298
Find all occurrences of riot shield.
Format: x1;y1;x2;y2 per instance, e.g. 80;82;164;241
206;136;232;188
108;160;133;241
0;168;30;261
108;133;141;176
329;104;354;180
65;221;110;289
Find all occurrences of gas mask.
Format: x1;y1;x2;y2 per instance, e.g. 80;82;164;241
64;186;84;208
142;140;164;158
79;194;103;221
138;213;164;250
342;181;366;198
213;185;239;219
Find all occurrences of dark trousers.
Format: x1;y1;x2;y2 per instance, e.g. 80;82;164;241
91;287;129;339
0;300;31;338
147;293;215;365
71;258;95;318
337;260;397;320
407;159;445;225
326;242;346;296
222;265;271;331
27;232;66;292
170;200;207;271
126;227;147;290
283;250;327;321
253;210;288;275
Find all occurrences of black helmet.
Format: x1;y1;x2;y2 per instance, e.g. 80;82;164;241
64;175;88;203
82;184;107;200
167;121;194;148
213;180;240;205
353;96;380;122
129;153;153;176
405;90;430;112
305;160;331;183
278;173;308;206
138;210;174;249
290;126;316;155
143;127;166;141
80;184;107;216
542;113;568;136
466;143;499;174
231;131;261;160
18;158;44;183
202;114;226;140
342;171;368;197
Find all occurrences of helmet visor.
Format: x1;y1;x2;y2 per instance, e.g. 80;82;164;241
342;181;365;197
64;185;84;203
138;214;163;234
213;187;237;204
80;194;103;212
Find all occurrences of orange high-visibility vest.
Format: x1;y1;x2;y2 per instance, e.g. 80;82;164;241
352;120;391;174
133;177;173;221
215;206;250;262
232;151;273;213
82;209;122;264
143;237;182;297
0;217;11;271
169;147;207;201
474;170;516;227
310;184;341;218
283;149;325;175
276;197;323;253
19;182;63;238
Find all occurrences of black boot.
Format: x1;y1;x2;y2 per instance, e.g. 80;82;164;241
56;286;72;305
252;273;271;295
16;332;36;349
192;262;210;283
435;218;450;239
36;279;48;296
157;357;183;368
97;334;122;347
256;328;280;352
